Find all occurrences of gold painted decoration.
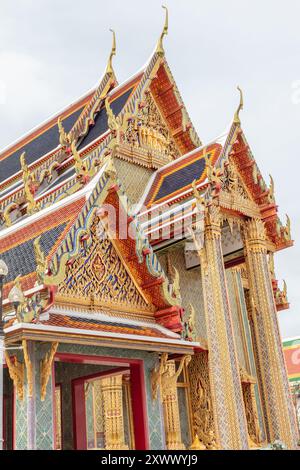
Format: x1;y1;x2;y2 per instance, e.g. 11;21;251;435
156;5;168;56
20;152;37;215
244;218;299;448
100;375;129;450
1;202;18;227
40;342;58;401
105;29;116;76
71;141;88;178
22;340;33;398
160;356;191;450
5;352;24;401
284;214;291;241
151;352;168;401
58;217;150;311
189;434;206;450
182;304;196;341
240;370;262;447
268;174;275;203
188;353;218;450
57;117;71;148
33;236;47;285
233;86;244;125
124;92;179;162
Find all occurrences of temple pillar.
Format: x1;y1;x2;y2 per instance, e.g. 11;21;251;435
6;341;56;449
161;360;185;450
192;204;249;449
243;218;299;448
101;374;128;450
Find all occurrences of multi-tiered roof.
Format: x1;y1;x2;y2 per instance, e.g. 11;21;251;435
0;10;291;350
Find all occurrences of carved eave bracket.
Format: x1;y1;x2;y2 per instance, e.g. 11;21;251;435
40;342;58;401
5;352;25;400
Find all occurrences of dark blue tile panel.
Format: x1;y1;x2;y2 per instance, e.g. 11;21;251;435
78;87;134;150
0;106;84;184
154;157;206;202
2;222;67;283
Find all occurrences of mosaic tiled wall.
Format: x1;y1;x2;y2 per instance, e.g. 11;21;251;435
115;158;153;204
14;342;56;450
157;246;207;340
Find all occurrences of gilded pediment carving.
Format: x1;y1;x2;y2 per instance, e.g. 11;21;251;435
58;217;151;312
123;92;179;162
219;160;260;217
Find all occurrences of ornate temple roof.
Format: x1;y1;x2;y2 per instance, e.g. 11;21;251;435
0;18;292;346
0;196;85;298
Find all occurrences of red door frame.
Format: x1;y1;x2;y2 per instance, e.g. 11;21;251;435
2;363;14;450
54;352;149;450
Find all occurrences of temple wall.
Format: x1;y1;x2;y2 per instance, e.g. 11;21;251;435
157;246;207;340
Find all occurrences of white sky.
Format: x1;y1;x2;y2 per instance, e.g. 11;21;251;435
0;0;299;339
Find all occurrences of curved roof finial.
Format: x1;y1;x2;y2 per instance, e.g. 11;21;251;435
233;86;244;125
156;5;169;56
105;29;116;75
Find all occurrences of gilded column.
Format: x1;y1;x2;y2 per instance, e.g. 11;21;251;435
161;359;187;450
192;204;249;449
243;218;299;448
101;375;128;450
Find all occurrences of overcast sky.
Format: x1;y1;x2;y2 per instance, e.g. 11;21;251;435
0;0;299;339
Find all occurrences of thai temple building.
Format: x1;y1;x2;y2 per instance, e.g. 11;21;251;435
283;337;300;433
0;10;299;450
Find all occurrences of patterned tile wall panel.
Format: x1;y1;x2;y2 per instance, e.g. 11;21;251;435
35;343;56;450
114;158;153;204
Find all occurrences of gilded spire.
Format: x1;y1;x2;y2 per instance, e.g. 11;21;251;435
105;29;116;75
233;86;244;125
105;96;119;132
268;174;275;203
156;5;168;56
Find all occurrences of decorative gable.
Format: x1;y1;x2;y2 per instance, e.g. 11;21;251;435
57;216;152;314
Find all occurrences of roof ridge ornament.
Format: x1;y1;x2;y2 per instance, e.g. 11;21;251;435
20;152;37;215
105;29;116;75
33;236;47;285
233;86;244;125
156;5;168;56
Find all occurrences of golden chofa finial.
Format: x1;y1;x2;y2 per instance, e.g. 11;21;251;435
20;151;37;215
156;5;168;56
105;29;116;75
233;86;244;125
